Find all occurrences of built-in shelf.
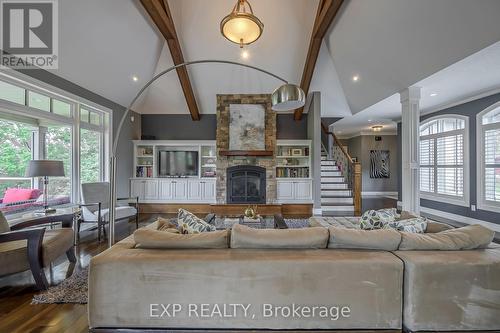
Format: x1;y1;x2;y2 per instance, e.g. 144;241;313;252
219;150;274;156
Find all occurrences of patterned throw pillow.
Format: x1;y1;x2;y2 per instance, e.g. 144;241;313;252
385;217;428;233
359;208;399;230
178;208;216;234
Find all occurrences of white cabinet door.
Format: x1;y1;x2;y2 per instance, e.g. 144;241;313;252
294;180;312;201
172;180;188;201
187;180;203;201
144;180;158;200
130;180;144;200
277;181;295;201
201;180;216;202
158;179;173;200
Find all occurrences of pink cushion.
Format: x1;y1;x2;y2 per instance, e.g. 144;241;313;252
2;188;39;204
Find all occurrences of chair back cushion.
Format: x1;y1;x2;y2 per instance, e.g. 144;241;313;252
0;211;10;233
81;182;110;212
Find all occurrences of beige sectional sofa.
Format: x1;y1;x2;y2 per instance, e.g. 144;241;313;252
88;220;500;332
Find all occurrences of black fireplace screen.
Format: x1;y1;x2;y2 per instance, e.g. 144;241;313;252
227;165;266;204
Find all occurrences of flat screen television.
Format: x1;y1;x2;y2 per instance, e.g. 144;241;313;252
158;151;198;177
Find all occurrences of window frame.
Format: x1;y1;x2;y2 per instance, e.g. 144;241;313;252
477;101;500;213
0;70;112;205
419;114;470;207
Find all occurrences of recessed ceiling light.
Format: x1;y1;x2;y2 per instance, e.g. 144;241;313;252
368;119;372;122
430;93;438;97
132;75;139;82
352;75;359;82
241;50;249;59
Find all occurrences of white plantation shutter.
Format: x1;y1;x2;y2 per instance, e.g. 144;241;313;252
484;128;500;202
419;117;467;203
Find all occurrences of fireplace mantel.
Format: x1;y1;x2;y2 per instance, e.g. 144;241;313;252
219;150;273;157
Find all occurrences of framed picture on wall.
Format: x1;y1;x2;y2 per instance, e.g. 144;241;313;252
370;150;390;178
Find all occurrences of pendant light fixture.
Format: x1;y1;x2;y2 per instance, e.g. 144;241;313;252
220;0;264;48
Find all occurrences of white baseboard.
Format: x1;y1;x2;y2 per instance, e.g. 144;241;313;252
397;201;500;232
313;208;322;216
362;191;398;197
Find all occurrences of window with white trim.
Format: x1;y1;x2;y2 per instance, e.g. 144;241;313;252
0;72;110;215
419;116;469;206
478;103;500;212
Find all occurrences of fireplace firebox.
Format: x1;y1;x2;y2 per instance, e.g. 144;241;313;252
227;165;266;204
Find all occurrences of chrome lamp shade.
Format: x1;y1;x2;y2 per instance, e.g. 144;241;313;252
271;84;306;111
26;160;65;177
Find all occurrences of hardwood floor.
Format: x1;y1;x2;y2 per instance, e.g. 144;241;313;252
0;216;156;333
0;199;394;333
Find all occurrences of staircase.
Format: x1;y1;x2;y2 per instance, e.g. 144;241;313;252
320;147;355;214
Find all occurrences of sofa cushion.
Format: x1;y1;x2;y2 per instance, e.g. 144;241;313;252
386;217;428;233
230;224;328;249
178;208;215;234
134;228;229;249
425;220;453;233
0;211;10;233
393;247;500;331
398;224;494;251
359;208;399;230
328;226;401;250
0;228;73;276
156;217;178;231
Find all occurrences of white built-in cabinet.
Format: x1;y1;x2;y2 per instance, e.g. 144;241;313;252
275;139;313;203
131;178;216;203
131;140;217;203
276;179;312;203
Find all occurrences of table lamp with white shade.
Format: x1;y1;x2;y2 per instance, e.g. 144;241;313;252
26;160;65;213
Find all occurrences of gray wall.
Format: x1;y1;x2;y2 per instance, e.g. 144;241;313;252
397;92;500;224
307;92;322;211
141;113;309;140
276;114;307;139
141;114;217;140
347;135;398;193
17;68;137;197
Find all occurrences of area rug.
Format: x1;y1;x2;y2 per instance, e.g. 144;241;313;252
32;268;88;304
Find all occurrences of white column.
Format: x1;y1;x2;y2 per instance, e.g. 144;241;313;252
400;87;421;214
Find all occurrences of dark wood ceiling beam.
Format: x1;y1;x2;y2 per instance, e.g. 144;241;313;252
294;0;344;120
140;0;200;120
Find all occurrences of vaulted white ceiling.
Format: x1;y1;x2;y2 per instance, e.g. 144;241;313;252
136;0;318;114
48;0;162;107
47;0;500;124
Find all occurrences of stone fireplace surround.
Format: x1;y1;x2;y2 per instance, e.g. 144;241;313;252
216;94;277;204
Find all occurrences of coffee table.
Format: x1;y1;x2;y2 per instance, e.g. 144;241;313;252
214;214;288;230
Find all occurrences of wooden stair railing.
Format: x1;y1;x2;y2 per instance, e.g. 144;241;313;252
321;122;362;215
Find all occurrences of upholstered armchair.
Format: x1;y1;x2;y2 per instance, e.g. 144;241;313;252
0;211;76;290
79;182;139;242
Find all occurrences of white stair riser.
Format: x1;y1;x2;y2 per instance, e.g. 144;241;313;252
322;190;351;196
321;197;353;204
322;205;355;212
321;172;341;177
321;183;348;190
321;178;345;184
321;161;335;166
321;166;340;171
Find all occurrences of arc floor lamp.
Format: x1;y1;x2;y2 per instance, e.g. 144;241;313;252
108;59;306;247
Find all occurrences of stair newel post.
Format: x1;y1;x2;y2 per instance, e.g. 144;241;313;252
352;162;362;216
